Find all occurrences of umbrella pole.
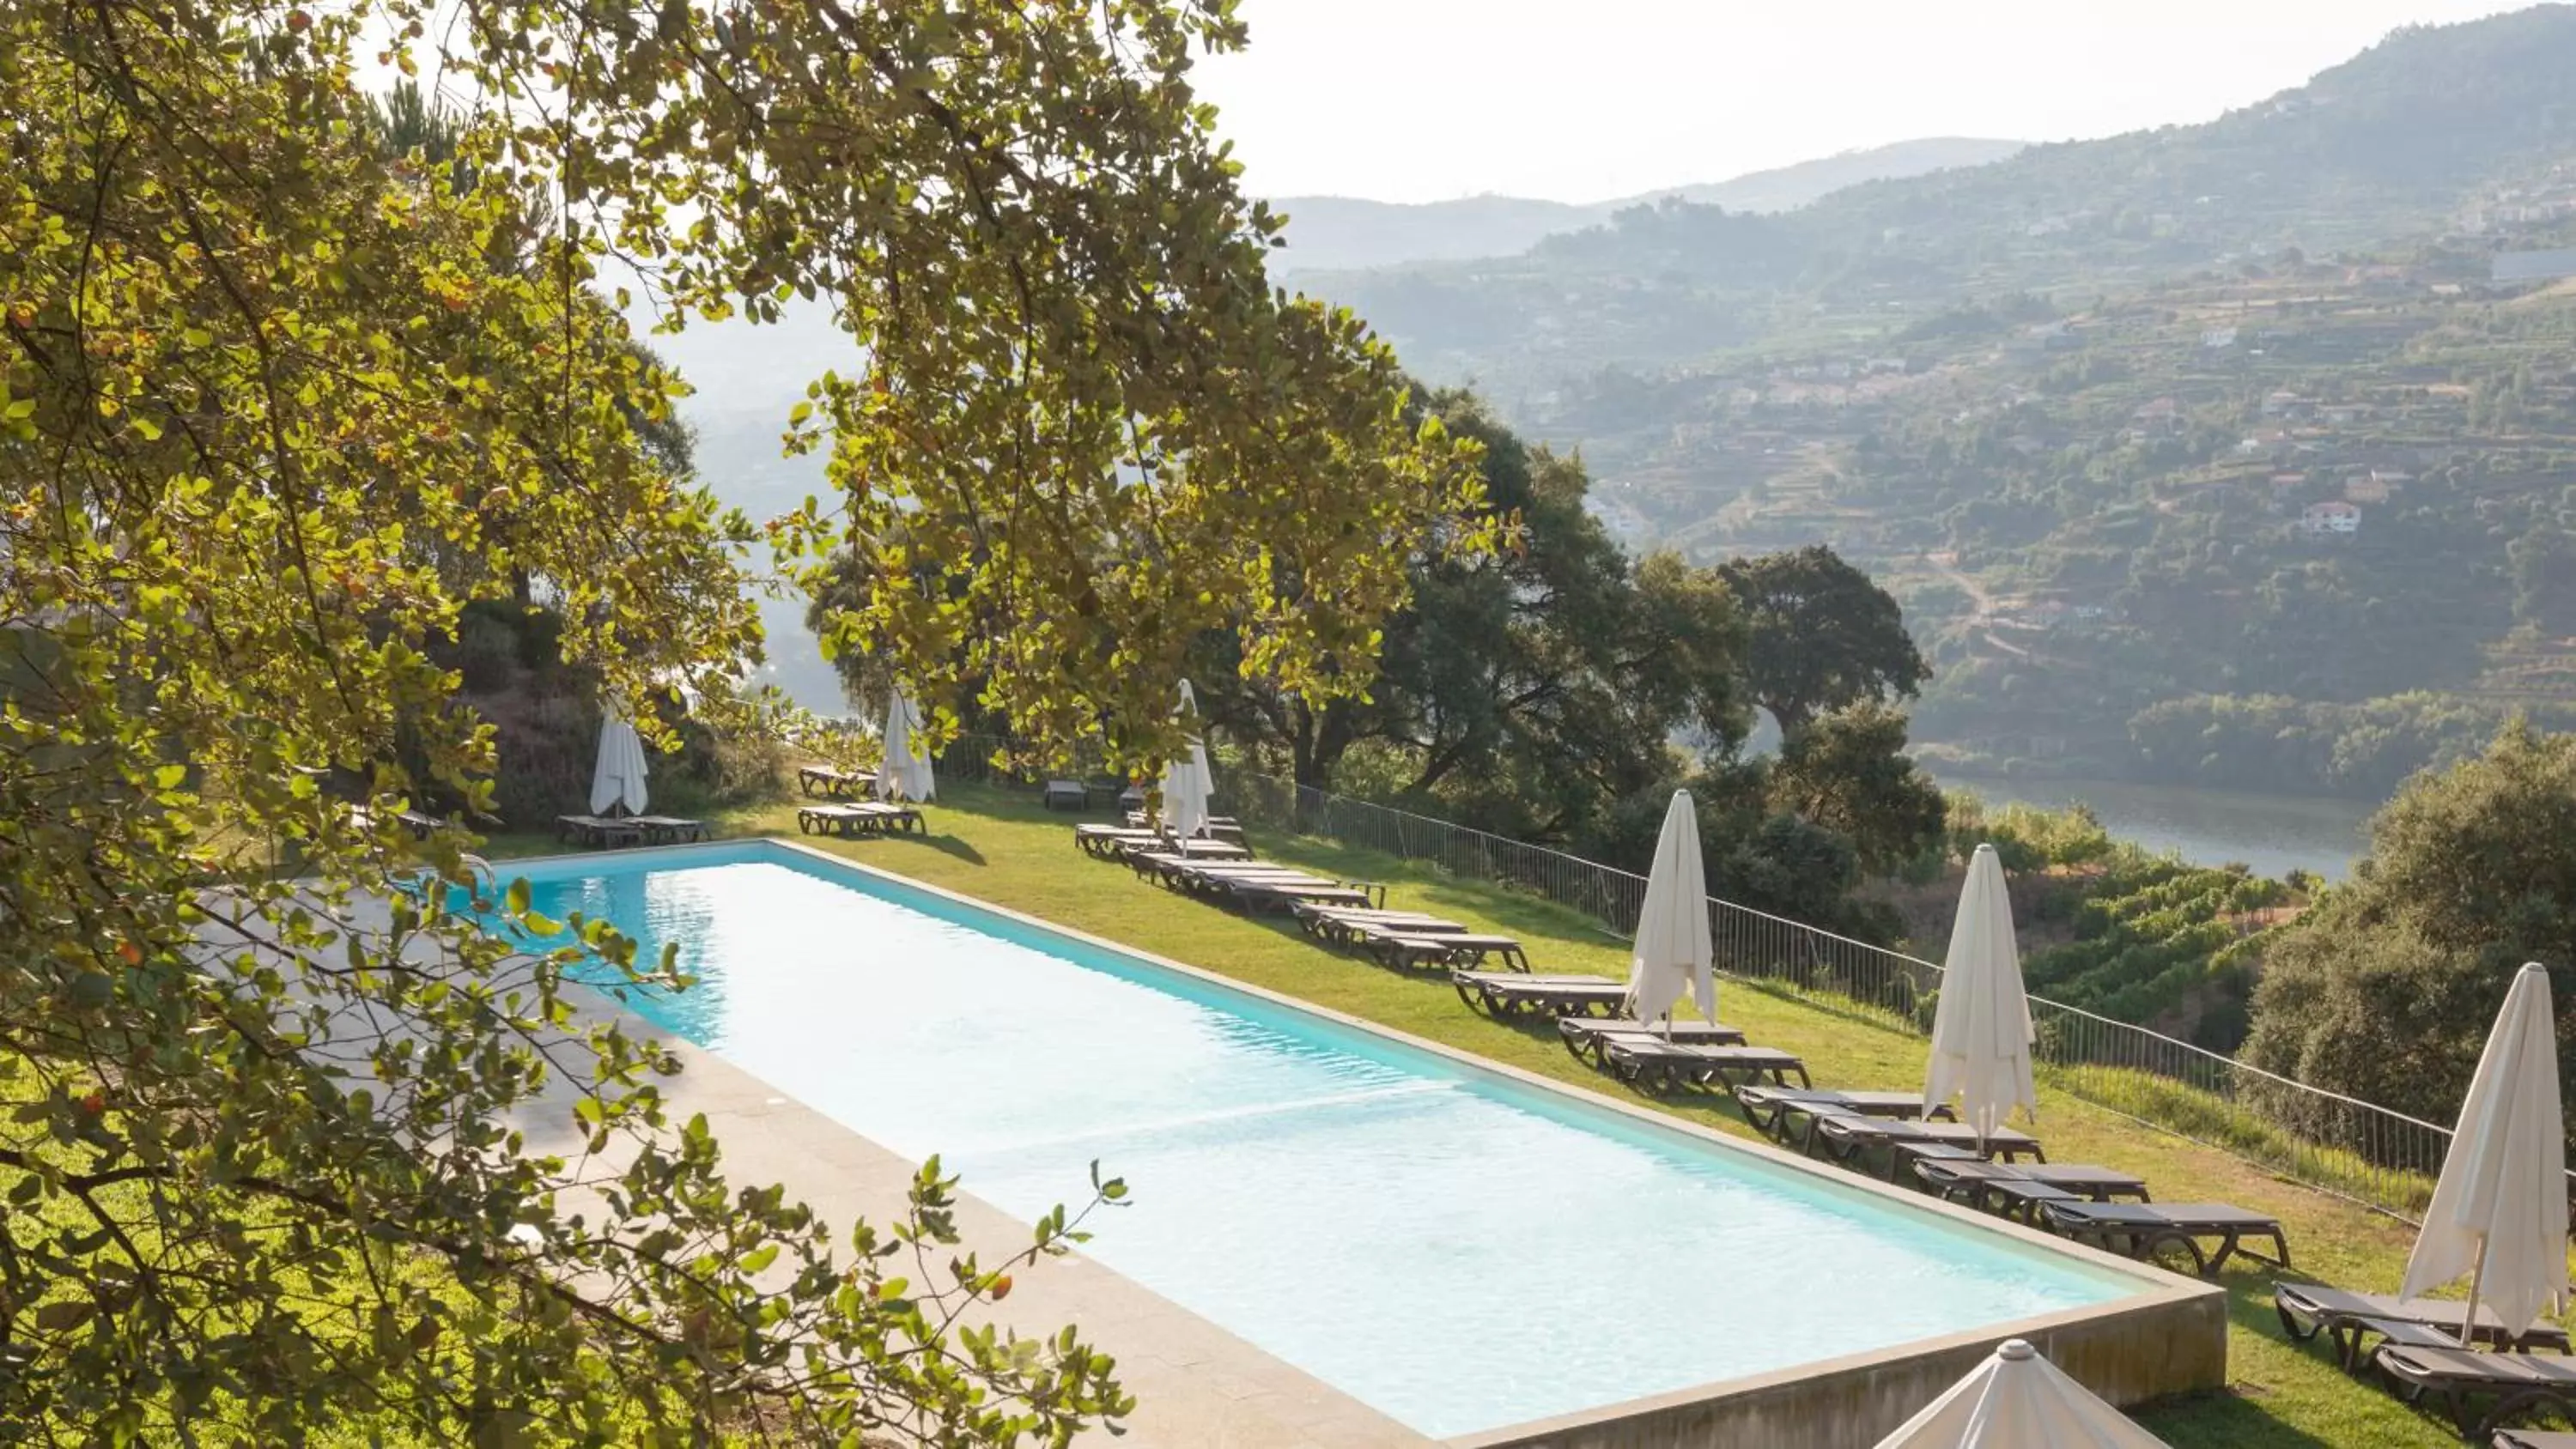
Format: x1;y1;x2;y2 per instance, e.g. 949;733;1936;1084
2460;1233;2488;1349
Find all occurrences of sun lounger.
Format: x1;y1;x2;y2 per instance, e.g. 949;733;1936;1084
2038;1200;2287;1276
555;813;645;848
1042;779;1089;811
2494;1431;2576;1449
1452;970;1630;1019
1807;1112;2044;1177
1557;1018;1747;1068
1731;1085;1947;1140
1294;906;1472;945
1218;876;1379;913
629;814;707;844
1077;825;1248;861
796;802;923;837
1919;1167;2149;1228
2374;1344;2576;1440
1602;1039;1809;1094
1345;924;1530;972
1911;1159;2148;1222
2274;1282;2570;1370
1128;855;1380;912
797;764;874;798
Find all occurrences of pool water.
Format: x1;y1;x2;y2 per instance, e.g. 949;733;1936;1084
507;843;2138;1438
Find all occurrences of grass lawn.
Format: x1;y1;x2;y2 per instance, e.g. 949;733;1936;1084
504;781;2550;1448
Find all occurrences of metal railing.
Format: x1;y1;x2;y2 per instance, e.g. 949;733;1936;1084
948;732;2465;1220
1224;773;2464;1222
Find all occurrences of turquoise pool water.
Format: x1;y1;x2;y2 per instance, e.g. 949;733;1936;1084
503;841;2139;1438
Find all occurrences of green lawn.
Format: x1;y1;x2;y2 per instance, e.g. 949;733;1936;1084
517;782;2544;1448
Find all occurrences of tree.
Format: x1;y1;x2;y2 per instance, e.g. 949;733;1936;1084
2241;723;2576;1148
1196;390;1747;842
1717;545;1930;733
0;3;1480;1442
1767;702;1948;873
2509;523;2576;637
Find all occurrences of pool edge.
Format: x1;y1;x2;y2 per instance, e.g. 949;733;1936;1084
516;834;2230;1446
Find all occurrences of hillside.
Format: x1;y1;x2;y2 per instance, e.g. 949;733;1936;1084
1298;4;2576;801
1262;136;2021;274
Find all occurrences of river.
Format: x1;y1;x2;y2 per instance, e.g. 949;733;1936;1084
1921;771;2377;882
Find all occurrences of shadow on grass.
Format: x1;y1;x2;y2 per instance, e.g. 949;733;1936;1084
2124;1287;2360;1449
910;831;988;866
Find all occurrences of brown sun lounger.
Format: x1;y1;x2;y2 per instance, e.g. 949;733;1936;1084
1078;827;1248;862
1602;1040;1808;1094
2275;1282;2570;1371
1731;1086;1949;1141
556;812;646;848
797;802;923;837
629;814;708;844
1557;1018;1747;1068
1452;970;1628;1018
2038;1200;2287;1277
1346;925;1529;972
2375;1344;2576;1440
797;764;875;797
1127;852;1297;888
1294;906;1472;945
1911;1159;2148;1222
1925;1169;2148;1228
1807;1112;2044;1177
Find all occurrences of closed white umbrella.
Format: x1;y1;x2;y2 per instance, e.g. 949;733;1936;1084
1874;1338;2168;1448
589;710;649;816
881;687;936;803
1925;843;2038;1143
2401;961;2567;1343
1160;680;1213;839
1625;790;1715;1028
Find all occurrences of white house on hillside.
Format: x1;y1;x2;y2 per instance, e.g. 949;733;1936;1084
2300;500;2362;537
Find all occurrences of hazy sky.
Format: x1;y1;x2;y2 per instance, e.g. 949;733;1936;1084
1193;0;2532;203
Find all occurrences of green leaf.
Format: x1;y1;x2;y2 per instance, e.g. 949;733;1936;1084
34;1300;93;1332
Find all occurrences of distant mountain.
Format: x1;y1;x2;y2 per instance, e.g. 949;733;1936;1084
1625;137;2027;215
1262;137;2023;274
1317;5;2576;387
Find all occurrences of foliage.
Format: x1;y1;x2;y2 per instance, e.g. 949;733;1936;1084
2510;523;2576;636
0;1;1482;1442
1195;388;1748;834
2243;724;2576;1145
2123;693;2567;799
1935;797;2288;1046
1767;701;1947;873
1716;545;1929;733
1944;796;2117;876
2020;860;2287;1051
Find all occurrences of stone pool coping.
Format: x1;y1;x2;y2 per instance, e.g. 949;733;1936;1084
521;834;2228;1448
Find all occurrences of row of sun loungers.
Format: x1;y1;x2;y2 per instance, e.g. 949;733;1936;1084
2275;1283;2573;1372
2265;1282;2576;1440
1707;1079;2293;1281
795;802;924;837
1060;803;2576;1441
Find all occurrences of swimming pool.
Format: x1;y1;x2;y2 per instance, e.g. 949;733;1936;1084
501;840;2153;1439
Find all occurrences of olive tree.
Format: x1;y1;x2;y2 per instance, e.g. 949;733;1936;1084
0;1;1482;1441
